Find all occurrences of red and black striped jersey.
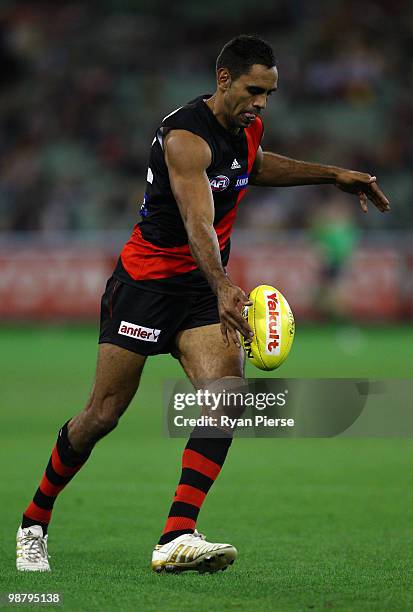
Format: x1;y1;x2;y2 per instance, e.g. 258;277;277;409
114;94;264;294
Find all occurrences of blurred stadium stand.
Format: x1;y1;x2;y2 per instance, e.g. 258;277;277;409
1;1;412;320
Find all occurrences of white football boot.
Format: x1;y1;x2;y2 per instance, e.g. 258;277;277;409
151;530;237;573
16;525;50;572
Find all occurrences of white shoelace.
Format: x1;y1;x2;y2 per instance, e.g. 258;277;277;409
192;530;206;541
21;534;48;563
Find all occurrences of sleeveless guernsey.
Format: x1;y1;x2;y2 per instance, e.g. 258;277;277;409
114;94;264;294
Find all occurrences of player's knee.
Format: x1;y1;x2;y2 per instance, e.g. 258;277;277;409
92;410;120;435
87;393;130;435
205;375;247;419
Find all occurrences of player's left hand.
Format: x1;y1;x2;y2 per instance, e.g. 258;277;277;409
334;170;390;213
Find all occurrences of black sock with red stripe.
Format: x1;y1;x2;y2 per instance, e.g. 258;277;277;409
158;426;232;545
21;421;90;535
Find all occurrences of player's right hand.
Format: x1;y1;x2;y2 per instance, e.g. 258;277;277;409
334;170;390;213
217;281;254;347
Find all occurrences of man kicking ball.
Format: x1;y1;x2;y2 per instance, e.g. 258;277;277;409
17;34;390;574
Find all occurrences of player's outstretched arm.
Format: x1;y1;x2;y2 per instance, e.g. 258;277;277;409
164;129;253;346
250;147;390;213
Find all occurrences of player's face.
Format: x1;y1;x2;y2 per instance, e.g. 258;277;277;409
221;64;278;129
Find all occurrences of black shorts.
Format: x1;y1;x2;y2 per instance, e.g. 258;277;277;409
99;276;220;356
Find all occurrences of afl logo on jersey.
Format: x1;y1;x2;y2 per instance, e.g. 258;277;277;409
210;175;230;191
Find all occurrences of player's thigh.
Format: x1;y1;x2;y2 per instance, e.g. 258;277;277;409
94;276;185;415
175;323;244;388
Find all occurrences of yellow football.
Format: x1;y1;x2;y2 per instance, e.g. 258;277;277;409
241;284;295;371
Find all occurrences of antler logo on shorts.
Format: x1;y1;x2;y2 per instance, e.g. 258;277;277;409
265;292;281;355
118;321;161;342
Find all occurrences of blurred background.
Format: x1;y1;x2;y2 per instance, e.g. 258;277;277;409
0;0;412;322
1;4;412;606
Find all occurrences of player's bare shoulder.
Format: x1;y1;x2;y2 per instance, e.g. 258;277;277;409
164;130;212;173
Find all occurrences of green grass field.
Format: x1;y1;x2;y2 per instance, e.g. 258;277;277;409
0;325;412;611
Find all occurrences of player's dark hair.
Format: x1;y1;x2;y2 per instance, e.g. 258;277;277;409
216;35;276;81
